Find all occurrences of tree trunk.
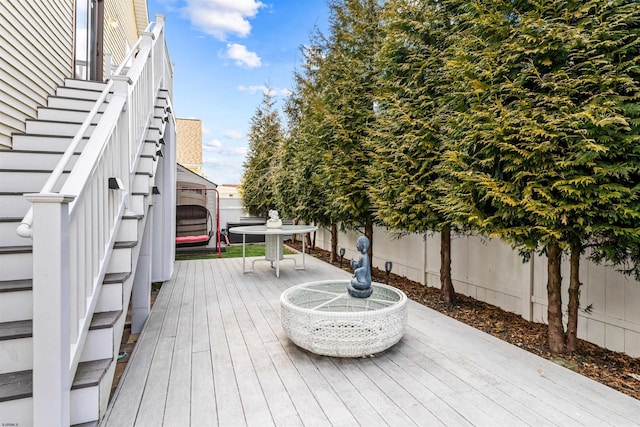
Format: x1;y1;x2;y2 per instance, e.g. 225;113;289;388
440;228;456;304
365;220;373;277
566;244;581;353
311;230;316;250
330;222;338;263
305;232;312;252
547;242;566;354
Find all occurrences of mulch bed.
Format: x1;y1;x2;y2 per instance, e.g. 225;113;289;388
286;240;640;401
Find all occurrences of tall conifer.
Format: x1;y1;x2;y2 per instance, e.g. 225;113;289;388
241;91;284;218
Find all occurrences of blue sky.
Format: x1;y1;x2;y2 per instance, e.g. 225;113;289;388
147;1;330;185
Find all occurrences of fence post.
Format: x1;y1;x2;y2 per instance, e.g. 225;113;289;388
27;193;75;426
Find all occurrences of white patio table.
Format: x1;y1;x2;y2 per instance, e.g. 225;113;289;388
228;224;318;277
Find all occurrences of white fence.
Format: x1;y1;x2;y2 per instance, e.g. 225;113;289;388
314;226;640;358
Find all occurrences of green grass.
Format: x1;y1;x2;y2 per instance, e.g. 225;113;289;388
175;244;293;261
222;244;266;258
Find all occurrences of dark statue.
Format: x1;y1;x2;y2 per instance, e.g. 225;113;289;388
348;236;372;298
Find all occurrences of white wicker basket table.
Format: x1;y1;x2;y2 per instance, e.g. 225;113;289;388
280;280;408;357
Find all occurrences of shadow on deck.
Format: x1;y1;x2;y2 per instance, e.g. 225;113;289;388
103;256;640;426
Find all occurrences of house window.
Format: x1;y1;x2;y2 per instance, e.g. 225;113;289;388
74;0;104;80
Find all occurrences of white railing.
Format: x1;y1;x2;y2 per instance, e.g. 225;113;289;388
20;15;173;426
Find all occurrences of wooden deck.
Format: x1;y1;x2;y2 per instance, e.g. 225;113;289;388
102;255;640;426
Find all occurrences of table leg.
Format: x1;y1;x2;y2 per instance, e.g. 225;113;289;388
302;233;306;269
276;236;280;278
242;233;246;273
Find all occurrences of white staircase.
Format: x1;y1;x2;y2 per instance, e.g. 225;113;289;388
0;78;170;426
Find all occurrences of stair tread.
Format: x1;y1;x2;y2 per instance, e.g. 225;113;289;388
0;246;32;254
122;213;143;220
26;118;88;125
0;370;31;402
114;241;138;249
90;311;122;329
0;359;112;402
0;149;66;154
72;358;112;390
12;133;89;139
39;106;102;114
0;279;32;292
0;310;122;340
0;320;31;340
104;272;131;283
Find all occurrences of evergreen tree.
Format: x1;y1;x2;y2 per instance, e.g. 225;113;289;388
371;0;462;303
240;91;284;218
441;0;640;354
320;0;382;260
277;33;339;253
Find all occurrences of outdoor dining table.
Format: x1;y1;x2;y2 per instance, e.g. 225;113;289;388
228;224;318;277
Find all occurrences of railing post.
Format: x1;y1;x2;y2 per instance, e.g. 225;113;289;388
154;14;166;88
132;207;153;333
26;193;75;427
105;53;113;77
111;75;132;190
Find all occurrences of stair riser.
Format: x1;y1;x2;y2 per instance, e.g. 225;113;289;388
138;157;155;176
146;127;160;141
129;194;147;216
95;282;124;313
37;107;104;123
11;135;88;152
80;312;125;365
71;385;101;425
0;397;31;427
153;116;166;131
0;289;32;323
71;361;115;425
116;218;139;243
26;121;96;137
0;338;32;373
55;87;105;101
0;252;31;281
64;79;108;91
80;329;114;363
142;141;160;157
106;247;132;275
0;327;114;373
0;382;108;426
0;195;31;218
47;97;105;112
133;174;151;195
0;152;78;171
0;172;65;193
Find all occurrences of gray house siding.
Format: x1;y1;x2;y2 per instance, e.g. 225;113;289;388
0;0;73;147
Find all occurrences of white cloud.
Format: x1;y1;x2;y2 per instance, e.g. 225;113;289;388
182;0;264;40
237;84;292;97
203;138;223;151
232;146;248;156
224;43;262;68
224;130;244;140
202;139;247;157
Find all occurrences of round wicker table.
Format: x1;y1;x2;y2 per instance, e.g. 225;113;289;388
280;280;408;357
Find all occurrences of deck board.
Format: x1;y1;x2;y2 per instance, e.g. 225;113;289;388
103;255;640;426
